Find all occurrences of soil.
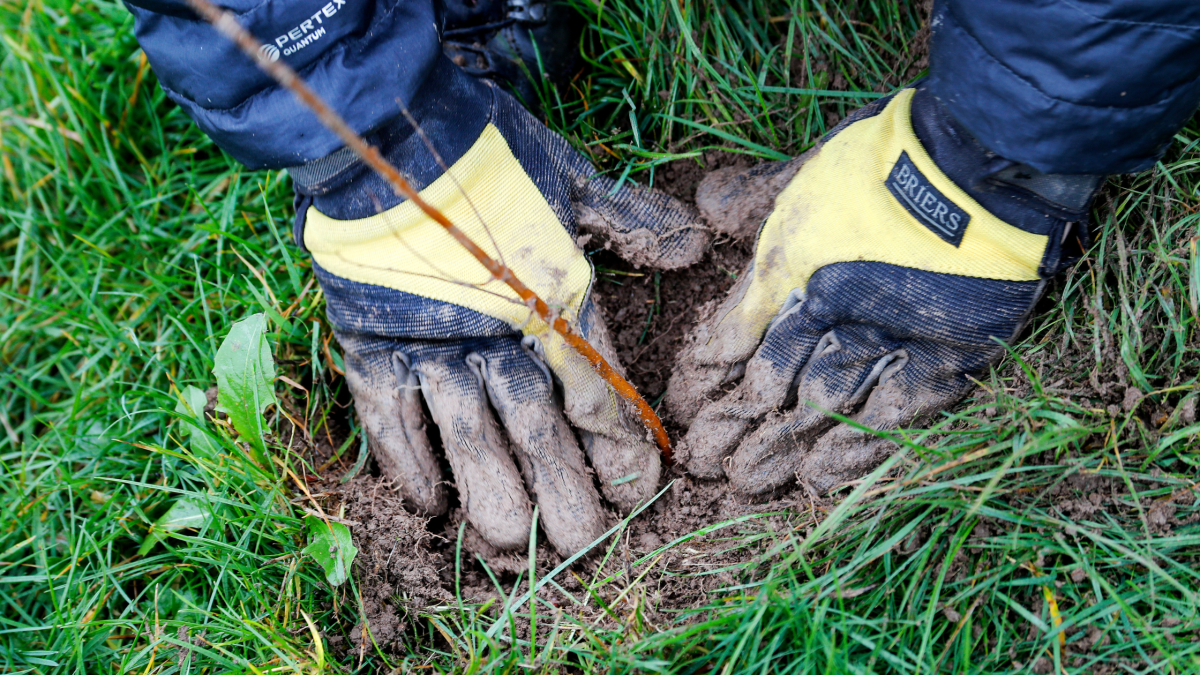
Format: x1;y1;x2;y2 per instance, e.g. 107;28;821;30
592;150;757;407
315;459;827;657
333;475;449;654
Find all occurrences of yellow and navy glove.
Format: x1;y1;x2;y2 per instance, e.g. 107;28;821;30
666;85;1099;496
293;67;709;556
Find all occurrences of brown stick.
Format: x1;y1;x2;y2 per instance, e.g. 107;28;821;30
183;0;672;460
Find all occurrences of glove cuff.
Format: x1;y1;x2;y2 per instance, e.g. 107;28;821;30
288;56;493;202
910;85;1103;276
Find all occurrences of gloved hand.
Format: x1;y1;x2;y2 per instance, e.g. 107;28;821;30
293;63;708;556
666;85;1099;496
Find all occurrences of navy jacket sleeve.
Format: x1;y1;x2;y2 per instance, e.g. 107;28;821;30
123;0;442;169
929;0;1200;175
129;0;1200;176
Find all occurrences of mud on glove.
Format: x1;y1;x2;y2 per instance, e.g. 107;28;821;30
666;84;1100;496
294;62;708;556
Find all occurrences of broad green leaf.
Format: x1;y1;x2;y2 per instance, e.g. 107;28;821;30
175;384;217;459
213;313;277;462
138;497;213;555
303;515;357;587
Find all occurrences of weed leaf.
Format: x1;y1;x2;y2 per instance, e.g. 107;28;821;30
213;313;277;462
175;384;217;459
339;430;369;484
303;515;357;587
139;497;213;555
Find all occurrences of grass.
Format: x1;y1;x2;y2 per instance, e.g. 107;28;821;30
2;0;1199;673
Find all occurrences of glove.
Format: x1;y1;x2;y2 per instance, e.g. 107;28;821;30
293;63;708;555
666;84;1100;496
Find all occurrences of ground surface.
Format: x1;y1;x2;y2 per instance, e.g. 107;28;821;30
4;0;1200;673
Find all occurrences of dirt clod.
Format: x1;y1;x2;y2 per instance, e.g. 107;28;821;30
329;475;449;651
1122;386;1144;413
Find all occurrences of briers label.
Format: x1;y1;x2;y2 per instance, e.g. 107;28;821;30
886;151;970;247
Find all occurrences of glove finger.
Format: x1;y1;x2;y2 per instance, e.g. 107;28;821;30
680;290;826;478
726;324;906;496
569;157;710;271
339;333;447;515
666;155;818;423
694;154;810;239
468;340;607;557
416;358;534;551
798;340;996;494
561;304;661;512
665;270;763;427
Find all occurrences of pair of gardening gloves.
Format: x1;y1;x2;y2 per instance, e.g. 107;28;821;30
297;71;1099;556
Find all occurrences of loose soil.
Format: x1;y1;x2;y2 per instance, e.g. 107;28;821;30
594;150;756;407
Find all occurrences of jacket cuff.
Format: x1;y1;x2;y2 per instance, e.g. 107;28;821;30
127;0;443;169
928;0;1200;175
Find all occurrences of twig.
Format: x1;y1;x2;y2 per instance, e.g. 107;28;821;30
183;0;672;460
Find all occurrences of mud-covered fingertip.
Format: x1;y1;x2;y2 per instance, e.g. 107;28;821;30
679;424;731;481
572;174;713;271
664;358;730;428
695;156;808;240
799;427;896;496
403;477;450;517
587;434;662;514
